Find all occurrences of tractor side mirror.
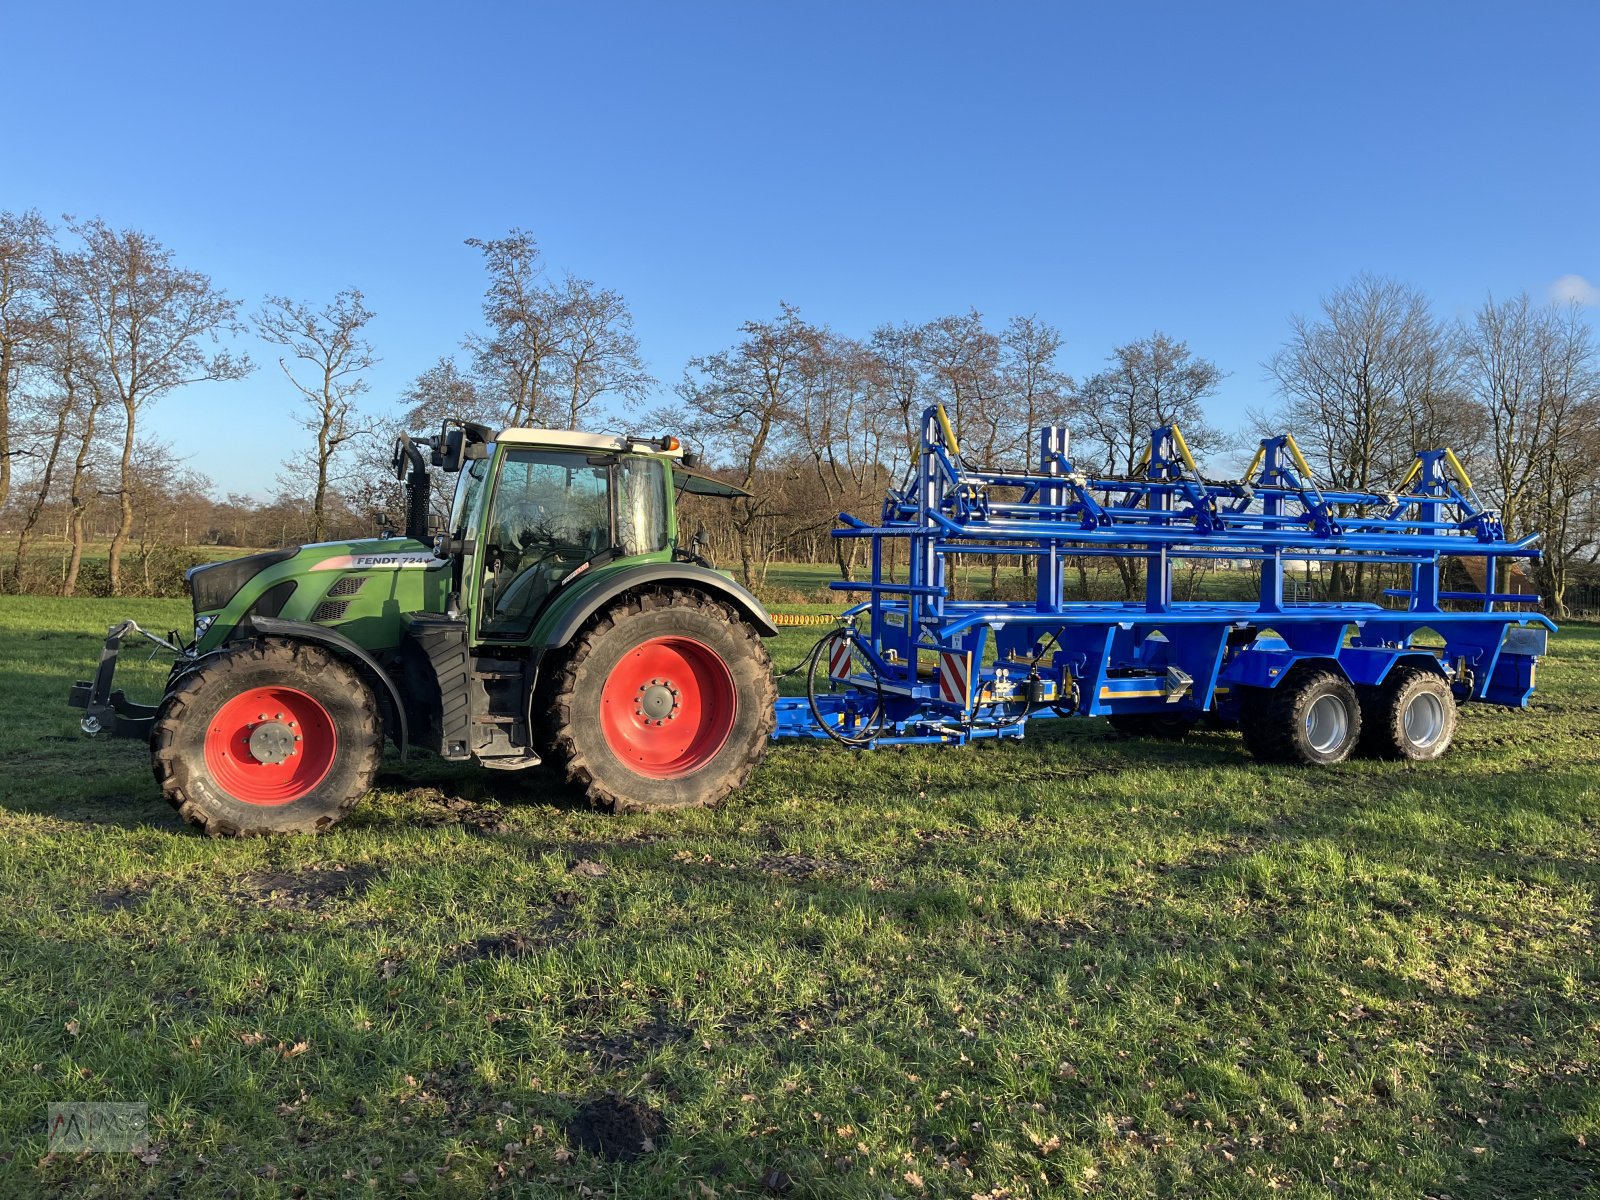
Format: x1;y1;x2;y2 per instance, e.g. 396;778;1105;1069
393;433;427;482
440;429;466;473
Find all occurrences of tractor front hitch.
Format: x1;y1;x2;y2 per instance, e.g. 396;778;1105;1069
68;620;187;740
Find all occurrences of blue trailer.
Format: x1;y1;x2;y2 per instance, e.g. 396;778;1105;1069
774;406;1553;764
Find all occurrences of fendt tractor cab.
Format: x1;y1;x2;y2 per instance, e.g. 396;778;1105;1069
71;422;779;836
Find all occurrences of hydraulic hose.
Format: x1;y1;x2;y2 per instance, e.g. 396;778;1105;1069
803;628;888;747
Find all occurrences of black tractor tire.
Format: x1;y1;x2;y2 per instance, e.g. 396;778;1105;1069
545;588;776;812
151;640;383;836
1107;712;1198;740
1238;666;1361;766
1356;667;1457;761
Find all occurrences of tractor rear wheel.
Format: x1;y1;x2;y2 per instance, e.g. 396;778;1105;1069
546;589;776;812
1357;667;1457;761
1238;667;1361;765
151;640;383;836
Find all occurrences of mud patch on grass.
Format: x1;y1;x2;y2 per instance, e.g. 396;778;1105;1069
565;1094;666;1162
404;788;515;835
93;882;150;911
753;853;842;878
453;911;574;963
569;1013;688;1066
230;863;377;911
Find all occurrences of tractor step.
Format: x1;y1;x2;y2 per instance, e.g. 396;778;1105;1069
478;752;543;771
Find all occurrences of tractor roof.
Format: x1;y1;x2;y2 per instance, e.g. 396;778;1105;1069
495;428;684;457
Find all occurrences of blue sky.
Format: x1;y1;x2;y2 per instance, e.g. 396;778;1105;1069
4;1;1596;496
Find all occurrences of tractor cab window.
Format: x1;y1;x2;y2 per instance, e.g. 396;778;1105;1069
480;450;613;639
618;457;669;555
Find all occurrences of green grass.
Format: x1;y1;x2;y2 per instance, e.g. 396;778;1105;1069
1;596;1597;1198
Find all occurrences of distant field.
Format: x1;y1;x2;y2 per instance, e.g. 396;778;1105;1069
753;560;1264;606
4;542;259;600
0;596;1596;1198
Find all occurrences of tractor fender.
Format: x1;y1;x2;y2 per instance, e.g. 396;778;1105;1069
536;563;780;647
243;616;409;755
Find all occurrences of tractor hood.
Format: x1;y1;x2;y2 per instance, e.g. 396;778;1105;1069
294;538;450;575
189;537;450;654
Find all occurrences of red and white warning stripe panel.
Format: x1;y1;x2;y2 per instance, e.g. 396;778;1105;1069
827;638;856;681
938;650;972;707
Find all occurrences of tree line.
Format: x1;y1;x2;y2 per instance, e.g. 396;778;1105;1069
2;210;1597;613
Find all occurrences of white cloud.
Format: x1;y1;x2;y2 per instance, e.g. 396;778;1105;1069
1551;274;1600;306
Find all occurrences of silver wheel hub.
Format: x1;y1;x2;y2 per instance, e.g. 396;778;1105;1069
1403;691;1446;747
636;680;680;723
1305;694;1348;754
247;721;298;765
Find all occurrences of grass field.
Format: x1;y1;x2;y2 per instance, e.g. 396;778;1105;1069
1;596;1597;1198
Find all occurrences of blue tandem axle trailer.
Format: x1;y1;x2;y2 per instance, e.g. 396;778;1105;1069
772;406;1553;765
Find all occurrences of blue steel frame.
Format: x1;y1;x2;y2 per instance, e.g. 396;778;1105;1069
773;406;1554;746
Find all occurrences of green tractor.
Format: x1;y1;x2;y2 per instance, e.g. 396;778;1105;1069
70;423;779;835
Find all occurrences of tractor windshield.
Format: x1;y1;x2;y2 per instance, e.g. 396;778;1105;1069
479;450;615;638
449;452;493;542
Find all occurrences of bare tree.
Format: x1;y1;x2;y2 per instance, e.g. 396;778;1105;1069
550;273;654;430
1263;276;1474;599
1460;293;1551;538
792;333;895;581
1265;275;1464;491
466;230;564;427
1075;331;1224;475
1073;332;1224;597
0;210;53;512
10;289;94;591
916;311;1005;463
61;321;113;597
255;288;378;541
671;303;821;585
365;356;499;518
58;218;250;594
398;356;492;432
1460;295;1600;614
868;321;929;468
998;316;1074;586
1000;315;1074;442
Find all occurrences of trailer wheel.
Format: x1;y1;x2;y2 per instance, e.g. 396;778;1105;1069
1238;667;1361;765
1357;667;1456;761
1107;712;1197;740
151;640;382;836
548;589;776;812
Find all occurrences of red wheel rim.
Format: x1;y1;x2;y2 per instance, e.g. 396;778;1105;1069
203;686;338;805
600;636;737;778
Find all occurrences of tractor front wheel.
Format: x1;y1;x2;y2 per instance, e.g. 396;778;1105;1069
546;589;776;812
151;640;383;836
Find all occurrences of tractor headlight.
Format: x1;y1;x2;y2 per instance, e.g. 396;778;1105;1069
187;547;298;614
